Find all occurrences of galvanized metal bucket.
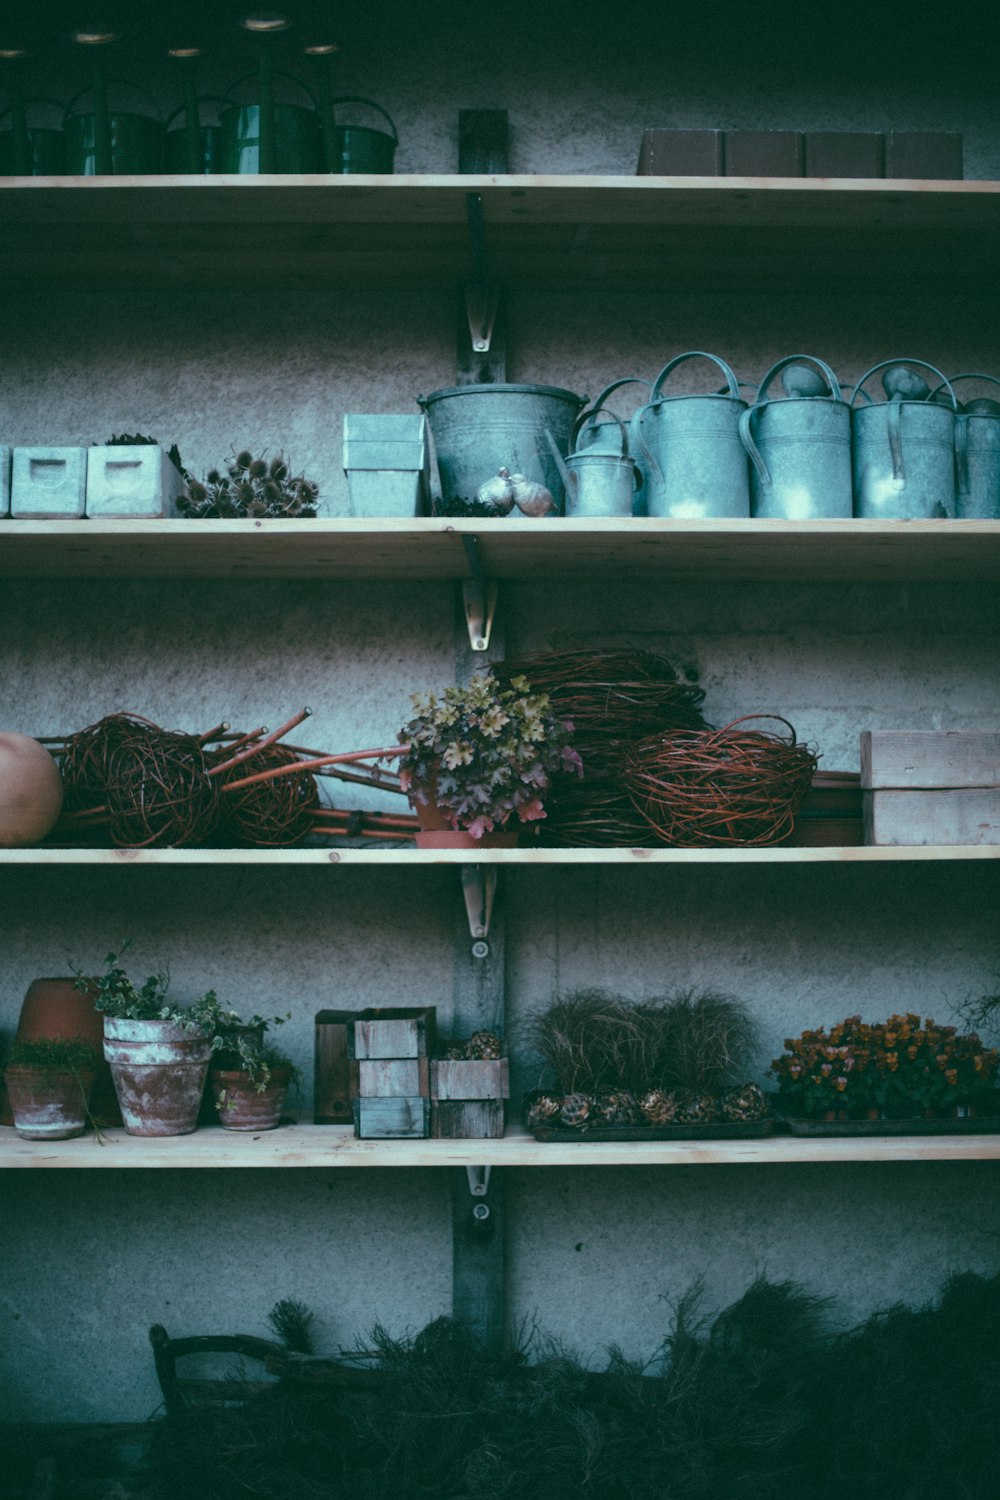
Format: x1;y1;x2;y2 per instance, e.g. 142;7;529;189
739;355;852;519
636;352;750;518
851;360;958;519
417;383;585;512
0;99;66;175
574;377;653;513
552;409;641;517
64;81;164;175
219;72;323;174
328;96;398;174
162;98;223;175
929;374;1000;519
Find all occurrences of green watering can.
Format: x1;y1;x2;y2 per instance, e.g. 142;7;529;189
64;81;163;175
327;96;398;174
0;99;66;175
162;97;224;175
219;71;323;174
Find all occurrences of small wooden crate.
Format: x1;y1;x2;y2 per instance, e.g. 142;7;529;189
349;1008;436;1060
861;730;1000;846
357;1057;430;1098
353;1096;430;1139
314;1009;361;1124
429;1057;509;1138
430;1100;505;1139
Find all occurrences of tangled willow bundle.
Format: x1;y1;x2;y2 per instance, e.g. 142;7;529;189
623;715;819;847
219;744;321;846
496;649;709;846
106;729;220;847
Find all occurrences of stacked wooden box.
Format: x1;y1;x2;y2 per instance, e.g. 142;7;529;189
861;731;1000;846
349;1007;435;1139
430;1053;510;1139
789;770;863;846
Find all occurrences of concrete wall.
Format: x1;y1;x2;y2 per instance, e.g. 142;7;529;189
2;0;1000;1424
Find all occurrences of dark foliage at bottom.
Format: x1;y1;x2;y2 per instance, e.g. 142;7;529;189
143;1270;1000;1500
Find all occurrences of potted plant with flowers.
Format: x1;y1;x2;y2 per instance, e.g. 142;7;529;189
398;671;582;847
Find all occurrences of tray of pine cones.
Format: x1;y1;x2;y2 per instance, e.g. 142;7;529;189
525;1082;776;1140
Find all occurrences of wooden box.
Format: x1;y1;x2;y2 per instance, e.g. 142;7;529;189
724;130;803;176
430;1100;505;1138
887;131;963;179
636;128;723;176
861;730;1000;846
357;1057;430;1098
430;1058;509;1101
804;131;884;178
314;1009;360;1124
353;1096;430;1139
349;1008;436;1060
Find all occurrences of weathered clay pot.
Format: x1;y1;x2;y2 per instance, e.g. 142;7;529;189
0;732;64;847
409;783;518;849
16;977;122;1128
103;1017;213;1136
5;1065;95;1140
210;1066;291;1131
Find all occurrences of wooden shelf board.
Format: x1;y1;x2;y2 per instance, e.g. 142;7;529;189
3;1122;999;1169
2;519;998;583
5;846;999;867
2;175;999;290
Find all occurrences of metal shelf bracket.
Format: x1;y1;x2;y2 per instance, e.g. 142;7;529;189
461;534;498;652
461;863;497;948
466;1164;492;1198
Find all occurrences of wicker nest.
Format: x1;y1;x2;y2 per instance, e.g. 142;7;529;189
219;745;321;846
104;727;220;847
622;715;819;847
60;712;164;812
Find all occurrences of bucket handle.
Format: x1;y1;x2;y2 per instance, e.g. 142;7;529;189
329;96;398;144
222;70;319;111
928;375;1000;500
165;96;225;129
64;80;163;125
850;359;957;493
571;406;629;457
649;351;742;403
739;355;844;487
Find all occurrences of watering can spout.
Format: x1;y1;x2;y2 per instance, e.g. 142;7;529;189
544;428;575;497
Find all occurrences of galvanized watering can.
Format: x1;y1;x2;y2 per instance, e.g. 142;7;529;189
418;383;585;512
64;81;163;175
739;355;852;519
162;97;223;175
328;97;398;174
0;98;66;175
545;409;642;518
636;352;750;518
220;72;323;174
929;374;1000;519
574;377;653;513
851;360;958;519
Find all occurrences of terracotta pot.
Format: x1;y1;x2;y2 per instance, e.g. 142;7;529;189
16;977;122;1128
0;732;64;847
410;783;519;849
210;1066;291;1131
5;1065;95;1140
103;1017;213;1137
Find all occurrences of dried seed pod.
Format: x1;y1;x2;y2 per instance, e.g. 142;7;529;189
719;1081;770;1122
559;1092;593;1129
640;1089;678;1125
475;467;517;514
510;472;556;517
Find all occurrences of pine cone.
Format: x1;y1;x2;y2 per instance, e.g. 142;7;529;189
467;1029;502;1059
640;1089;678;1125
720;1082;770;1123
559;1092;593;1129
444;1044;468;1061
595;1091;643;1126
526;1094;562;1129
674;1090;719;1125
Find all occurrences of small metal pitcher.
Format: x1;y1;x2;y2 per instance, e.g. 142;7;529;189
574;377;653;511
64;80;164;175
930;374;1000;520
739;355;852;519
636;352;750;518
850;360;958;519
548;410;641;517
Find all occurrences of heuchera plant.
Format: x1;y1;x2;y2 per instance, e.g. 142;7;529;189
770;1012;1000;1120
399;671;582;839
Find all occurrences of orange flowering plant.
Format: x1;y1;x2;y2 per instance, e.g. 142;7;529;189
770;1013;999;1120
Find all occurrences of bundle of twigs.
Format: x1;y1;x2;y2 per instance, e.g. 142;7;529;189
623;714;819;847
496;649;709;845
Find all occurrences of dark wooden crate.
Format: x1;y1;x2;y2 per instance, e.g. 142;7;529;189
804;131;884;178
636;128;723;176
725;130;803;176
887;131;963;179
314;1009;361;1124
431;1099;506;1138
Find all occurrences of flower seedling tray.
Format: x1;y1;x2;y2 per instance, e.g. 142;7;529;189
530;1119;776;1143
785;1115;1000;1137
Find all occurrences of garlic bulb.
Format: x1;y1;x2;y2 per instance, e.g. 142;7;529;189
475;467;517;514
510;472;556;517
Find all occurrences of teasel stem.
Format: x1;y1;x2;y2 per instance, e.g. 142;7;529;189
209;708;313;776
220;745;407;794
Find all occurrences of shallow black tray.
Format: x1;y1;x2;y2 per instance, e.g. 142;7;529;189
785;1115;1000;1137
530;1119;776;1143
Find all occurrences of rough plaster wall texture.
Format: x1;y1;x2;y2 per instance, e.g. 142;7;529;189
0;1166;452;1423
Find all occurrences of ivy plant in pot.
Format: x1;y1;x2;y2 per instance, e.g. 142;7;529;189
4;1037;100;1140
74;945;220;1138
211;1042;298;1132
398;671;582;847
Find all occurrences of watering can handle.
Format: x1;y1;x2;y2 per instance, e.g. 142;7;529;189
649;351;741;403
589;377;653;412
571;406;629;457
755;354;844;404
64;80;164;124
849;359;958;410
543;427;574;497
329;96;399;144
927;376;1000;501
222;70;319;111
738;407;772;488
0;97;67;126
164;96;225;128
